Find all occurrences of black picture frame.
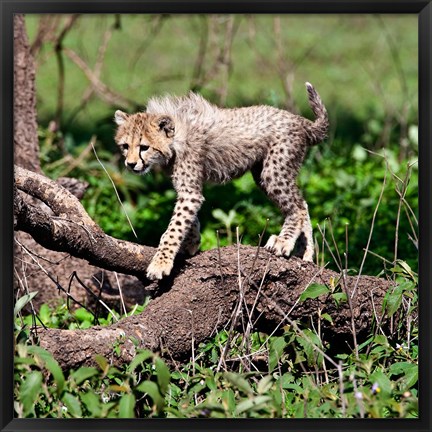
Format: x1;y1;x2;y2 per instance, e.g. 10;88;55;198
1;1;431;431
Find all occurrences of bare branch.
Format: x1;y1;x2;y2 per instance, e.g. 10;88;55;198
14;165;154;279
63;47;135;109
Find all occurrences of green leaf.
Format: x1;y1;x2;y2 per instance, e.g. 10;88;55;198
74;308;94;323
398;261;417;281
401;366;418;390
27;345;65;396
223;372;254;396
62;392;83;418
279;373;295;388
118;393;136;418
294;352;307;364
235;395;272;415
221;389;236;414
257;375;273;394
81;391;102;417
128;350;154;372
272;386;283;416
70;367;99;386
373;334;388;345
386;284;405;317
94;355;109;375
300;283;329;302
38;304;51;324
357;335;375;352
154;357;170;394
370;370;393;395
205;373;217;391
109;384;130;392
14;356;36;366
332;292;347;305
389;362;418;390
389;361;414;375
268;336;287;372
296;329;323;366
320;313;333;324
20;370;43;416
14;292;38;316
136;380;164;411
282;383;303;393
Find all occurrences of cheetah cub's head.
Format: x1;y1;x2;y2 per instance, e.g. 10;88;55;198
114;110;175;175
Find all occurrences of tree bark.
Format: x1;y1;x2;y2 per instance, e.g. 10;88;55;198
14;14;40;173
14;166;154;279
13;15;96;309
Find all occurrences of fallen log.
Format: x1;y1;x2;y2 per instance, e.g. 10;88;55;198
14;165;394;370
37;246;392;370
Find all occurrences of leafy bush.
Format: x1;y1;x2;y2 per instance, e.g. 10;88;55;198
14;345;170;418
14;260;418;418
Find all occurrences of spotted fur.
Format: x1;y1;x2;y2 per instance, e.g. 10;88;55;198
114;82;329;280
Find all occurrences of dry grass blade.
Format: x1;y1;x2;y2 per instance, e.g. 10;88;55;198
113;271;127;317
91;139;138;239
316;222;342;272
351;166;388;299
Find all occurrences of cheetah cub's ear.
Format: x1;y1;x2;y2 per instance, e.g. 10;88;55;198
157;115;175;138
114;110;129;126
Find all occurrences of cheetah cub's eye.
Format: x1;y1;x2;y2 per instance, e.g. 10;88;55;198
140;145;150;152
121;144;129;151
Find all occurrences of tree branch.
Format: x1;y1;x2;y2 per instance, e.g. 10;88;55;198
14;165;154;279
63;47;135;109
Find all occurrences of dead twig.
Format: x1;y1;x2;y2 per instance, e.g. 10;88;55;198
53;15;80;128
63;47;135;109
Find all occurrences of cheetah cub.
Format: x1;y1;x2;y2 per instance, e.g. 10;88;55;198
114;83;329;280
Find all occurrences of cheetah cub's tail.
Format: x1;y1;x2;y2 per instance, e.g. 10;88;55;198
305;82;329;145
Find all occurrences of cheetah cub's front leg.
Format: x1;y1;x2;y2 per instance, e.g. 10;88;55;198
146;190;204;280
146;253;174;281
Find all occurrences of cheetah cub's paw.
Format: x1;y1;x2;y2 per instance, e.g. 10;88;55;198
146;253;174;280
301;248;314;263
265;235;314;262
265;235;296;259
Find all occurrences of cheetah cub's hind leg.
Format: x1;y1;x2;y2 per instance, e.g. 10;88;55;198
180;217;201;256
298;208;314;261
265;203;314;262
255;151;315;262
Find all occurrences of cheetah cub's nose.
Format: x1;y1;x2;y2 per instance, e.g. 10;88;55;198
127;162;137;169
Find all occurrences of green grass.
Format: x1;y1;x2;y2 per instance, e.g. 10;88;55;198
26;14;418;130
